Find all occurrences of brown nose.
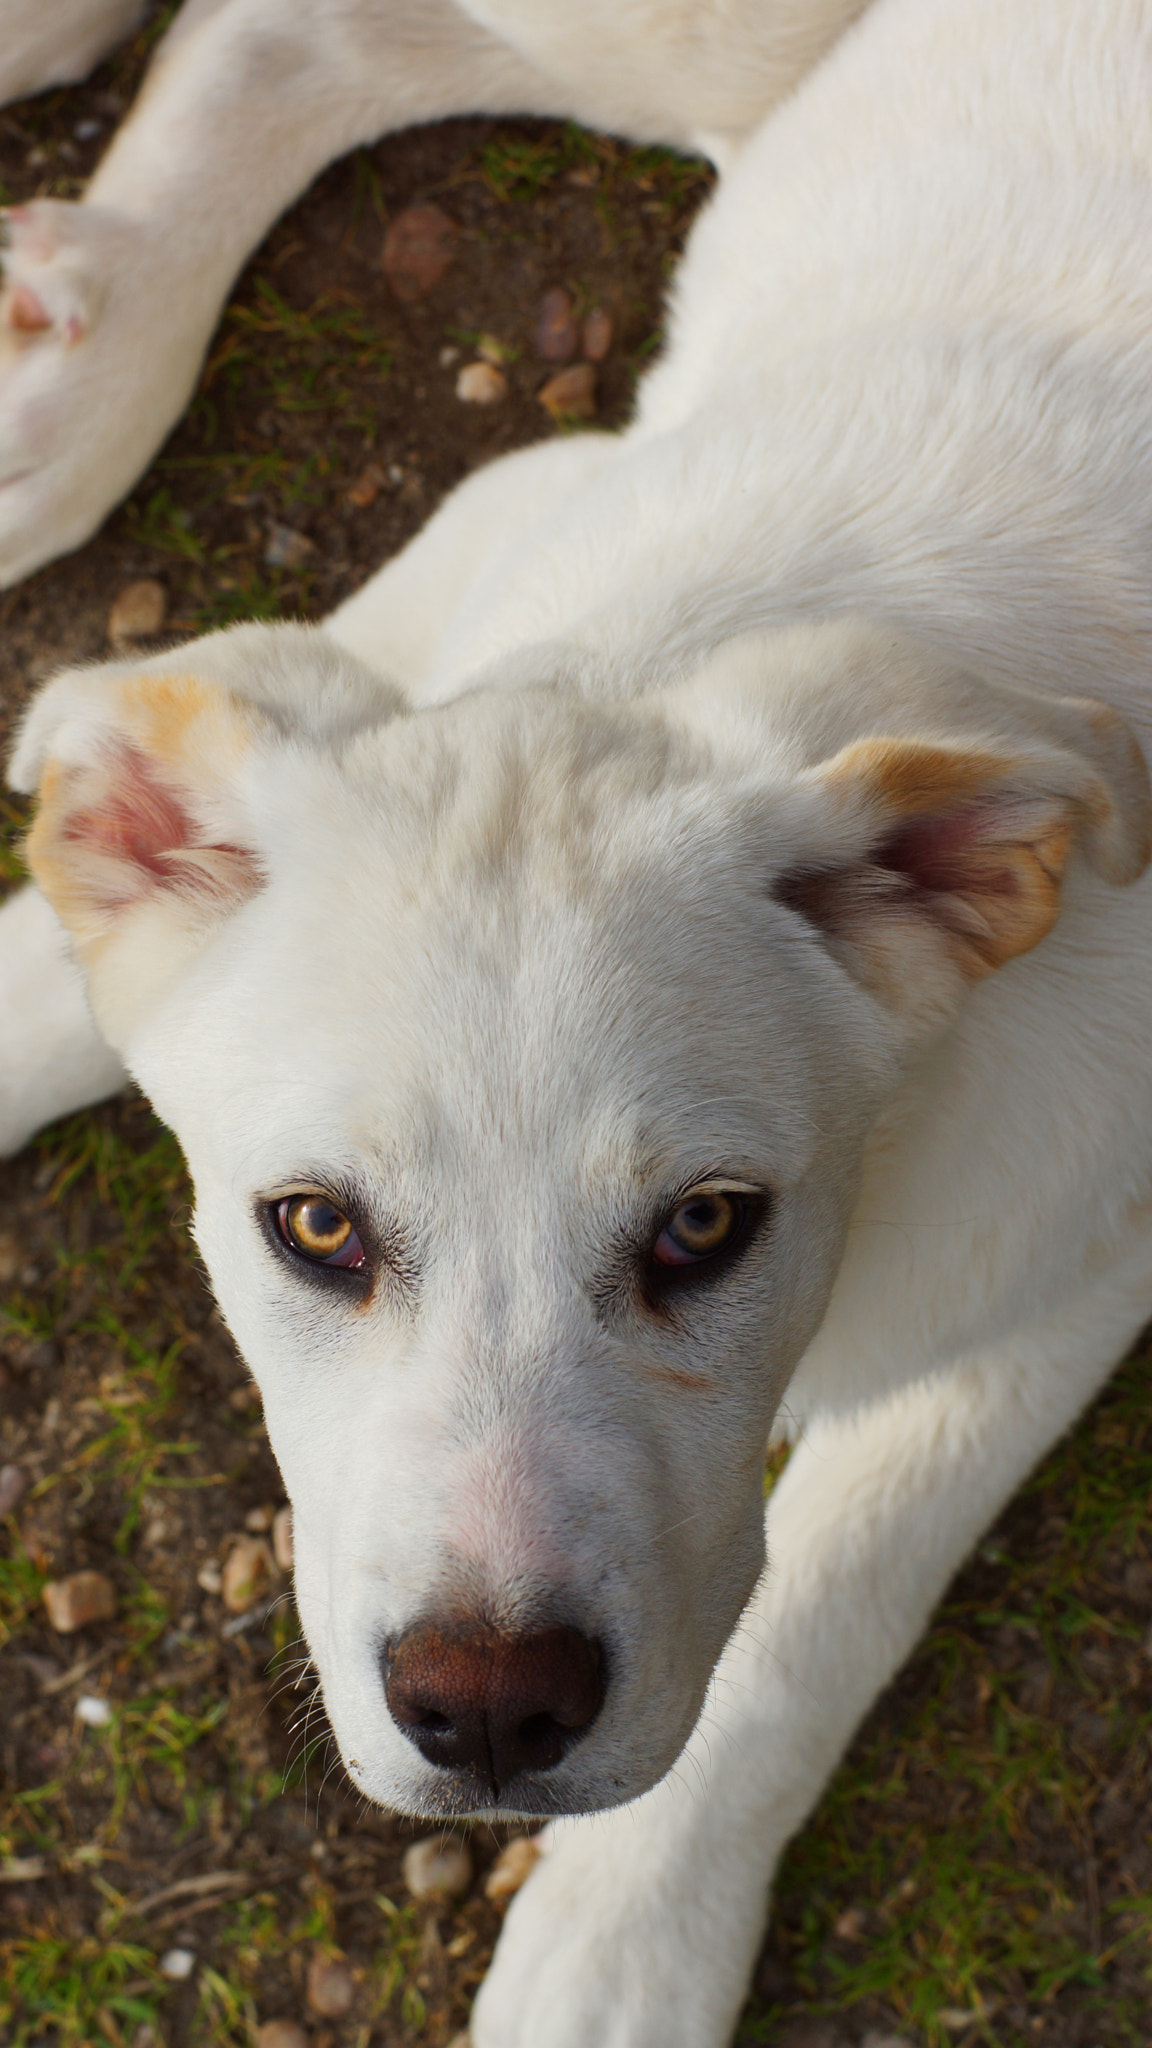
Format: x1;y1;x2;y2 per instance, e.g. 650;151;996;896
384;1620;604;1795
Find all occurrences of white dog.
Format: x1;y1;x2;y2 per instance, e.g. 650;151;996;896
3;3;1152;2045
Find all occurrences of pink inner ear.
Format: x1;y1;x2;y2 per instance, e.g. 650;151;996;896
876;801;1017;904
64;741;201;881
60;739;256;914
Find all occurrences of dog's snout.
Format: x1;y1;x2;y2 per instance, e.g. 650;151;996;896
384;1619;604;1794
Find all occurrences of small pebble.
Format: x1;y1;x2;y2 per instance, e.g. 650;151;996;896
159;1949;196;1982
534;288;578;362
833;1905;866;1941
347;462;386;508
265;524;315;571
581;306;613;361
74;118;103;141
244;1504;274;1533
439;344;460;367
306;1952;355;2018
41;1571;116;1634
403;1833;474;1901
538;363;597;420
221;1535;274;1614
75;1694;113;1728
272;1505;294;1572
484;1835;539;1901
382;204;458;301
107;579;166;646
861;2034;916;2048
196;1559;223;1595
0;1464;28;1517
255;2025;309;2048
456;361;507;406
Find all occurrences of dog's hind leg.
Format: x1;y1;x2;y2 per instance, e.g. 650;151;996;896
0;885;126;1157
472;1237;1152;2048
0;0;146;106
0;0;574;590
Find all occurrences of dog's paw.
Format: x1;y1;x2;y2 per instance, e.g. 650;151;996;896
471;1807;768;2048
0;199;213;585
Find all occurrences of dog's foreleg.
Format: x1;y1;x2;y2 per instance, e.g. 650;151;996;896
0;886;126;1157
0;0;567;589
472;1244;1152;2048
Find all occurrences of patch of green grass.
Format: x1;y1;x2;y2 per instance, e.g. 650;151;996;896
0;794;31;889
0;1934;165;2048
373;1891;428;2030
745;1345;1152;2044
0;1537;48;1649
198;276;392;442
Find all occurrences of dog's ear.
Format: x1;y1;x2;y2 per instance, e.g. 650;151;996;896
774;707;1151;1028
10;665;275;1045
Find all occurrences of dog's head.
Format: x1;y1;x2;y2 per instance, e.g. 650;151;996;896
12;621;1149;1817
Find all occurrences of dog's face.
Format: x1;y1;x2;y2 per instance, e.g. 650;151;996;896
14;623;1148;1816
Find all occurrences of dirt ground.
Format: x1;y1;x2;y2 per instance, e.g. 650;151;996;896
1;13;1151;2048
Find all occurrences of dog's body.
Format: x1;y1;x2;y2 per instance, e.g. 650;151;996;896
4;2;1152;2043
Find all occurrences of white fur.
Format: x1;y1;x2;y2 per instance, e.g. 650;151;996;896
4;3;1152;2045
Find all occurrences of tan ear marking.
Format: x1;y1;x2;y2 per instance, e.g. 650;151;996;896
785;726;1146;1007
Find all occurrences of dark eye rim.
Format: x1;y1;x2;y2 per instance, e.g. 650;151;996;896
642;1184;770;1304
259;1187;373;1289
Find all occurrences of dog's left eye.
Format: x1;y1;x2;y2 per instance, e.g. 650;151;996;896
652;1189;748;1268
275;1195;366;1269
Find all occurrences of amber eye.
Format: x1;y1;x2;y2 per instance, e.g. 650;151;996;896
652;1189;747;1269
275;1195;365;1270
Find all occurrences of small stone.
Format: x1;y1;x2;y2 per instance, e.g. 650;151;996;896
0;1464;28;1517
403;1832;474;1901
265;524;315;571
272;1505;294;1572
255;2026;309;2048
244;1504;274;1533
833;1905;866;1941
306;1952;355;2018
107;579;166;645
581;306;613;361
75;1694;113;1728
862;2034;915;2048
538;363;597;420
456;361;507;406
159;1948;196;1982
439;344;460;367
196;1559;223;1595
382;204;458;302
42;1571;116;1634
221;1536;274;1614
347;462;386;509
484;1835;539;1901
534;288;578;362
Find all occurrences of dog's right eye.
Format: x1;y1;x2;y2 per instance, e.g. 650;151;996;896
274;1195;366;1270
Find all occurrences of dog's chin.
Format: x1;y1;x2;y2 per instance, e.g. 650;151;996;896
334;1722;689;1824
